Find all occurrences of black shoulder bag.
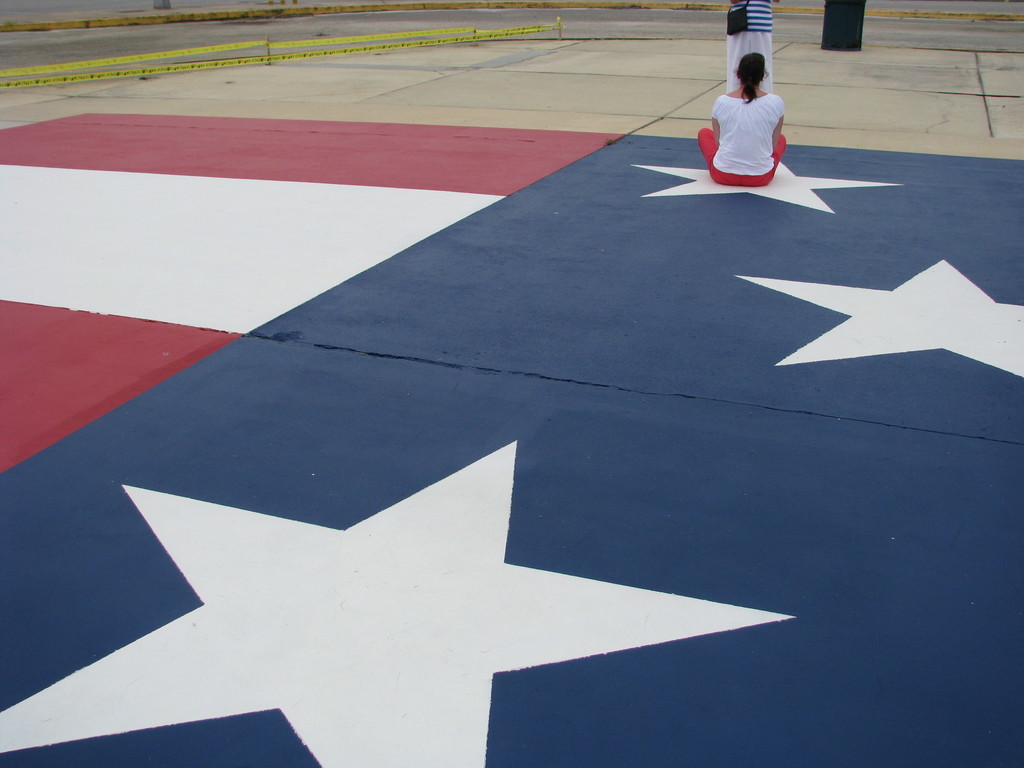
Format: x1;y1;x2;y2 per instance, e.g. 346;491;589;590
727;0;749;35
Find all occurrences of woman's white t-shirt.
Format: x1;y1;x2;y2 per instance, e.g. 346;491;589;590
711;93;785;175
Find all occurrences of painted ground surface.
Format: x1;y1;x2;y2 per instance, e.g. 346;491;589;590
1;115;1022;767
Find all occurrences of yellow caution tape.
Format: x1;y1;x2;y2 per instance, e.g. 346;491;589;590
0;25;528;80
256;25;557;64
268;27;476;49
0;41;266;78
0;23;560;89
262;24;560;62
464;24;562;39
1;57;269;89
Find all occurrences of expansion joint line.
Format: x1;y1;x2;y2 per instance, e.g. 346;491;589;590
624;80;724;139
976;52;996;139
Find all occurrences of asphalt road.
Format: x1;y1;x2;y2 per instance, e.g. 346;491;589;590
0;0;1020;14
0;0;263;13
0;6;1021;72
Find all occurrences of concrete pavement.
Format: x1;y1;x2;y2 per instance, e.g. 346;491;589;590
2;5;1023;768
0;5;1022;158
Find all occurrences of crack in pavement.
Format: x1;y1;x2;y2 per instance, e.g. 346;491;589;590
247;331;1024;448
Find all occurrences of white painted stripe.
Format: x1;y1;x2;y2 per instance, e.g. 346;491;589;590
1;165;500;333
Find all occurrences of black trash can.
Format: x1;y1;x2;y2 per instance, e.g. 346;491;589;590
821;0;866;51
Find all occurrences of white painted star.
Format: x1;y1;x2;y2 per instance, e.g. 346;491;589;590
0;444;790;767
739;260;1024;377
634;163;899;213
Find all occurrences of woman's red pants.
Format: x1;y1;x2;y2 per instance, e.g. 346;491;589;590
698;128;787;187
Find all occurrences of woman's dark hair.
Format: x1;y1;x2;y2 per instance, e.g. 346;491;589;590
737;52;767;103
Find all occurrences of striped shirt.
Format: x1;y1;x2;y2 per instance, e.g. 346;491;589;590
743;0;774;33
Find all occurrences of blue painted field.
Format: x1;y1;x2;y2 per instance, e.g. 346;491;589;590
1;119;1022;767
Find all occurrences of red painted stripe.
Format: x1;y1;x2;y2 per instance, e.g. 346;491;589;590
0;114;620;196
0;301;239;473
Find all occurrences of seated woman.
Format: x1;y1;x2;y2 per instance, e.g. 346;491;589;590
698;52;786;187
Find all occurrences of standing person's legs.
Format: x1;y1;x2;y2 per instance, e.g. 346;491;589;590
755;32;774;92
726;31;774;92
725;33;745;92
